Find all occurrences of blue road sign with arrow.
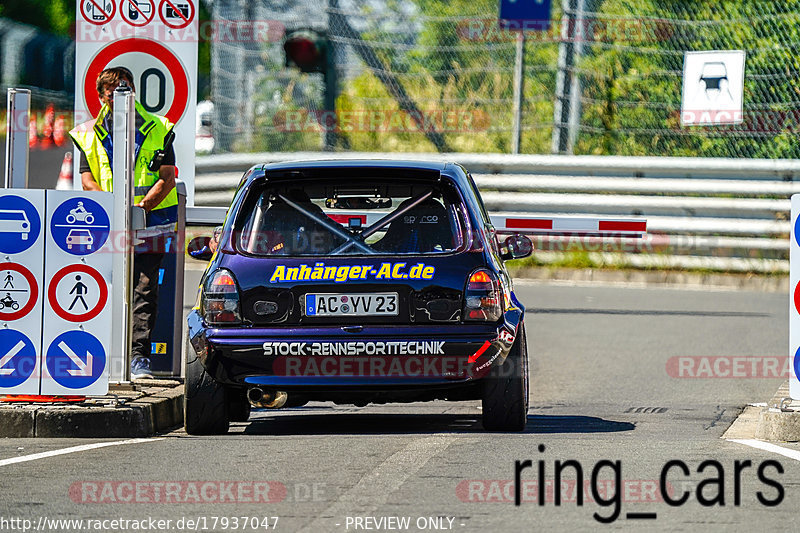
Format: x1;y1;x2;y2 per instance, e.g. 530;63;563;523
0;329;37;388
45;330;106;389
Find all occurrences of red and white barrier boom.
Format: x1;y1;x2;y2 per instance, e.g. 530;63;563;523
490;215;646;237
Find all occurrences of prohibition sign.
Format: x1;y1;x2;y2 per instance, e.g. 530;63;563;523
159;0;195;29
120;0;156;27
84;38;189;124
48;264;108;323
0;263;38;322
80;0;116;26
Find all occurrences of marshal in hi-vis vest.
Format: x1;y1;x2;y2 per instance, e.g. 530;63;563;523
69;101;178;233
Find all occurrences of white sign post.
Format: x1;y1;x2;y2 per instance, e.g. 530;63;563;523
41;191;113;396
73;0;198;204
681;50;746;126
790;195;800;400
4;88;31;189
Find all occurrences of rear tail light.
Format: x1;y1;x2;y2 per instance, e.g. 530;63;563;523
202;268;242;325
463;269;502;322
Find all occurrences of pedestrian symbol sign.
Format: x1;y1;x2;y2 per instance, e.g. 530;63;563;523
0;330;37;389
0;195;41;254
0;262;38;322
45;331;106;391
48;264;108;323
50;197;110;256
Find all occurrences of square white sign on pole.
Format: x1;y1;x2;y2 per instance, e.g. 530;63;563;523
681;50;746;126
40;190;113;396
0;190;45;395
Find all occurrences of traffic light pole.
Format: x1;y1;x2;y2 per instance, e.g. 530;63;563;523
324;42;338;151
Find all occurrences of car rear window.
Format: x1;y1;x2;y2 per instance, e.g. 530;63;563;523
235;175;467;256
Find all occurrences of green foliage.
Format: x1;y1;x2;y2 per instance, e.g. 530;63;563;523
578;0;800;157
2;0;74;35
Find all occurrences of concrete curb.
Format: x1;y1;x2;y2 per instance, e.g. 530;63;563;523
509;266;789;293
0;380;184;438
753;381;800;442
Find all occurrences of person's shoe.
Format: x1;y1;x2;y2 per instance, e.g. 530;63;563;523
131;356;154;380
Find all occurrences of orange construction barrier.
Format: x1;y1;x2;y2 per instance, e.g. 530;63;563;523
0;395;86;403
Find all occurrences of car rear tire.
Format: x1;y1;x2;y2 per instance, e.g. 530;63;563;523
184;355;230;435
227;389;252;422
481;324;529;432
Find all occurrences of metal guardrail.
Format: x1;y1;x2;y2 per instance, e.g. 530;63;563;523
190;153;800;273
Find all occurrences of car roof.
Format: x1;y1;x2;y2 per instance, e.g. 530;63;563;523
258;159;448;172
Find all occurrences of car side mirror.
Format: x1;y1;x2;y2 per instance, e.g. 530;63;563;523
187;236;213;261
501;234;533;260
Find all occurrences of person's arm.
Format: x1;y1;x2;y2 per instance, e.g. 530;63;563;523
137;165;176;211
81;171;102;191
77;149;102;191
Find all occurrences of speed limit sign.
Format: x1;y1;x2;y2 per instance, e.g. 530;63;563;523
73;0;198;204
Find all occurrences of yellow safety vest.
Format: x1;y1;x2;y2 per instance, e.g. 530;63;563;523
69;102;178;225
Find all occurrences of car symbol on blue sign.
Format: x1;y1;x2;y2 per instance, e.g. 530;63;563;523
0;329;37;388
50;198;110;255
0;195;41;254
46;331;106;388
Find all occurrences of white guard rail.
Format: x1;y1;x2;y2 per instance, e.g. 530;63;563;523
189;152;800;273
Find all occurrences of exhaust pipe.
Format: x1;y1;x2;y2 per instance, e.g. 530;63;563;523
247;387;288;409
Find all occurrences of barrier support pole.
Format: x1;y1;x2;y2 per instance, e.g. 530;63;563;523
110;86;136;383
4;88;31;188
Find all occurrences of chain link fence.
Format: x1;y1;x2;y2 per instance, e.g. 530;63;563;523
209;0;800;158
3;1;800;158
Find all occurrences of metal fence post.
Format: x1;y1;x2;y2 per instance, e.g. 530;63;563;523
110;86;136;383
511;33;525;155
4;88;30;188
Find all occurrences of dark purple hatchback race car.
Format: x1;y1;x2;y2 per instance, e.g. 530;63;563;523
185;160;533;434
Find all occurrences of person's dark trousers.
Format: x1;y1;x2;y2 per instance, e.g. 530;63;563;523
131;251;165;359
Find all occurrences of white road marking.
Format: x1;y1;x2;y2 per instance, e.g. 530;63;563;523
0;438;164;467
727;439;800;461
298;435;456;532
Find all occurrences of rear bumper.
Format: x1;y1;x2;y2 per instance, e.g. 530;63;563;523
187;310;519;389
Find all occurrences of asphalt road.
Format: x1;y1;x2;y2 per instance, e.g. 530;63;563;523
0;279;796;532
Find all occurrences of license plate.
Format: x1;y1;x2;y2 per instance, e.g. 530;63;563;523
305;293;398;316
